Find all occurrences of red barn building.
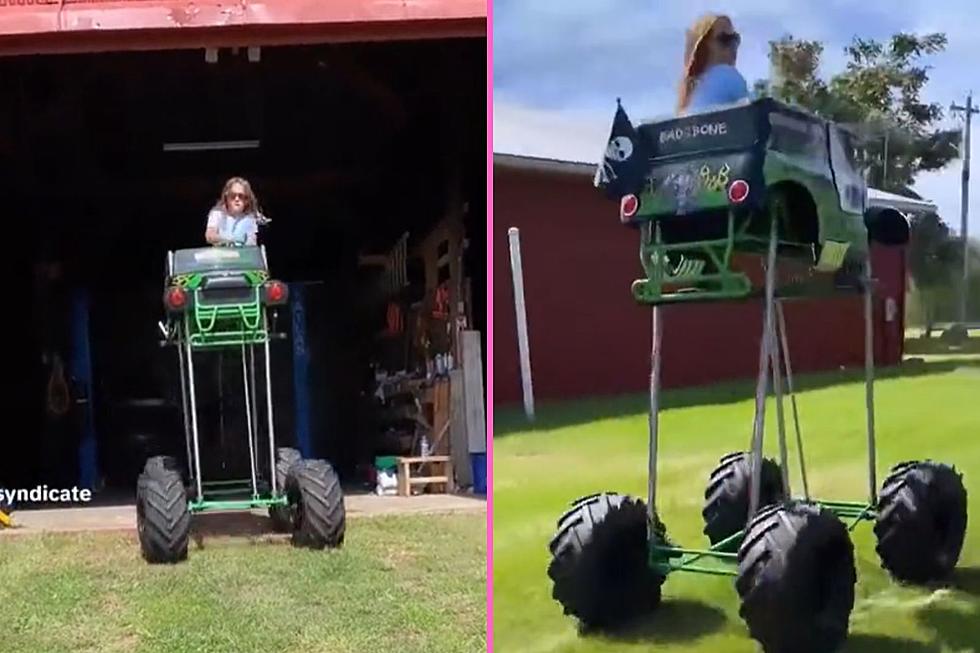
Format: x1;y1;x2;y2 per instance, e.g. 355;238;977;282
493;154;926;407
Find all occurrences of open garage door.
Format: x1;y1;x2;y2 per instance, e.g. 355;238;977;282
0;36;485;495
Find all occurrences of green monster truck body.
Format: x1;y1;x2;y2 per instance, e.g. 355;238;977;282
597;97;906;304
166;246;277;349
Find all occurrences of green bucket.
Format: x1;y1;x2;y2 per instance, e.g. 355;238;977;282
375;455;398;472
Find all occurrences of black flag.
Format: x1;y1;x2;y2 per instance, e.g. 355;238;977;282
594;100;648;200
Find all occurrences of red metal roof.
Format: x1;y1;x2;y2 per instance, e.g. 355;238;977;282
0;0;486;55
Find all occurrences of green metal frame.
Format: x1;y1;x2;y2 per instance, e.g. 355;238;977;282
637;195;881;581
187;287;268;348
632;211;753;303
631;207;840;305
163;245;288;516
649;500;875;578
189;480;288;513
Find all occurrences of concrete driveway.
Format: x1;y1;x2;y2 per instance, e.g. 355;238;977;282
0;492;486;536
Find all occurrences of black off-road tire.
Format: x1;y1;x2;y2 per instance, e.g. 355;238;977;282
269;447;303;532
285;459;346;549
136;463;191;564
144;455;180;475
874;460;968;584
547;493;667;631
736;501;856;653
702;451;786;546
140;455;186;496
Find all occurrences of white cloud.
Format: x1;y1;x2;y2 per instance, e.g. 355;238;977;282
493;101;608;163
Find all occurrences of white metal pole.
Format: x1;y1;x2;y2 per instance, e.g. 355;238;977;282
863;259;878;505
508;227;535;421
749;211;779;519
648;305;663;518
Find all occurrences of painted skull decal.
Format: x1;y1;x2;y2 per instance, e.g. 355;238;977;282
605;136;634;162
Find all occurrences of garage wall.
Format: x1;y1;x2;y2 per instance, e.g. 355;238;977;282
493;165;906;406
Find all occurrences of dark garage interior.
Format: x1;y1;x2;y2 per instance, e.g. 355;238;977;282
0;37;486;496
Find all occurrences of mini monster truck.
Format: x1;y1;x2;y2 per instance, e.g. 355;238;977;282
547;98;967;653
595;97;909;303
136;244;345;563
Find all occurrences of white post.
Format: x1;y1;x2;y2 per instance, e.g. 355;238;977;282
508;227;535;421
461;331;487;454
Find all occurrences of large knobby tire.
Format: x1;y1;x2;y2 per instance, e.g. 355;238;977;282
136;463;191;564
547;493;667;630
736;501;856;653
285;459;346;549
143;455;180;475
269;447;303;533
140;455;187;496
702;451;786;546
874;460;968;584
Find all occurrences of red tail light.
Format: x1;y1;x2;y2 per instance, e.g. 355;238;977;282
164;287;187;312
620;194;639;222
728;180;750;204
265;280;288;304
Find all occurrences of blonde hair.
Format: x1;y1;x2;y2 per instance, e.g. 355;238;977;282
215;176;262;216
677;13;729;113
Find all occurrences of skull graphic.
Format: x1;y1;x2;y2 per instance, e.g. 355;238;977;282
605;136;634;162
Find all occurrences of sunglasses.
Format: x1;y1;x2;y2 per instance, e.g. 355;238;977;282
716;31;741;48
227;192;248;201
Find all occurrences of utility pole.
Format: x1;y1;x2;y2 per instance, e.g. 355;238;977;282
951;93;977;324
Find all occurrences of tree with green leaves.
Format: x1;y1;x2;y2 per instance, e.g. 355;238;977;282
756;31;969;328
755;32;961;196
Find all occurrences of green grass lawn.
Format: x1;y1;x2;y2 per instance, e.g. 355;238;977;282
0;513;486;653
493;357;980;653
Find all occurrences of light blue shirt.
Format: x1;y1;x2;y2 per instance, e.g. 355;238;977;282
207;209;258;246
687;64;749;112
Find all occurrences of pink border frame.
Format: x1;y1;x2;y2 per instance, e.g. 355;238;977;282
485;0;495;648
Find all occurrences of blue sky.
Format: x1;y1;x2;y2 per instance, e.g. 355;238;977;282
493;0;979;236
